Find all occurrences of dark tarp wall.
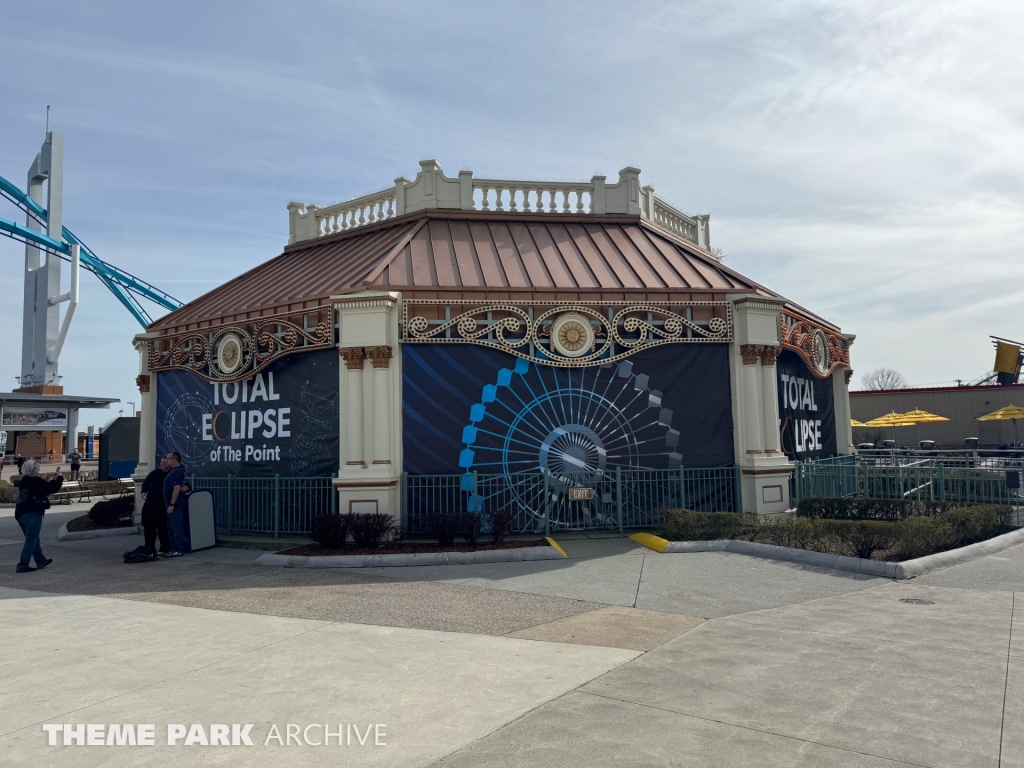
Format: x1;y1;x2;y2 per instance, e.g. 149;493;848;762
156;350;339;478
776;349;836;460
402;344;734;476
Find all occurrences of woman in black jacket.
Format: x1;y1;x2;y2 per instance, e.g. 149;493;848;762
15;458;63;573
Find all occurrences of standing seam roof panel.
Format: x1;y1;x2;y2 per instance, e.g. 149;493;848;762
448;220;486;287
641;231;712;289
583;224;643;288
427;220;461;287
467;221;508;287
526;222;580;289
604;226;668;289
563;223;622;288
507;222;558;287
621;225;692;289
546;223;600;289
489;222;531;288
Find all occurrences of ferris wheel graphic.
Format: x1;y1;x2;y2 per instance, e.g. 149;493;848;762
163;392;215;466
459;357;681;530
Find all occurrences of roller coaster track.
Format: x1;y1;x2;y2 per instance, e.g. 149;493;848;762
0;174;183;327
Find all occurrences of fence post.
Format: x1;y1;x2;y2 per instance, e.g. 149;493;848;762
401;471;408;532
544;472;550;537
733;463;742;513
273;474;280;539
227;474;235;536
331;479;337;516
678;466;686;511
792;462;800;508
473;470;479;514
616;466;623;532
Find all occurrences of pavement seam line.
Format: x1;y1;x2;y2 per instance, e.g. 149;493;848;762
579;690;935;768
999;590;1016;768
632;552;645;608
0;619;335;740
716;614;1014;659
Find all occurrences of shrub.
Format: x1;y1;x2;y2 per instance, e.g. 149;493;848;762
663;509;753;541
483;508;515;544
426;511;462;547
892;515;950;559
88;496;134;528
349;512;395;549
752;517;821;550
797;497;977;522
832;520;898;560
461;512;483;547
0;485;18;504
310;513;349;549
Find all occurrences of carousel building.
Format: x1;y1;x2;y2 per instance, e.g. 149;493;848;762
133;161;853;531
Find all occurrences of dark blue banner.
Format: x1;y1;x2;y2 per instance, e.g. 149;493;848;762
402;344;734;476
156;350;339;477
776;349;836;460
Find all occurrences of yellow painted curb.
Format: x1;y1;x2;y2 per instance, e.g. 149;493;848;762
545;537;568;558
630;532;669;553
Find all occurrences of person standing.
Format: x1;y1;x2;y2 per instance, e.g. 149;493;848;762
14;459;62;573
140;456;171;556
162;452;187;558
67;448;82;481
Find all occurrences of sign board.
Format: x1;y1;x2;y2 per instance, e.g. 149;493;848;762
1;406;68;430
568;487;594;501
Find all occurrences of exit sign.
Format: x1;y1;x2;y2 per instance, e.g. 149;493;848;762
568;487;594;501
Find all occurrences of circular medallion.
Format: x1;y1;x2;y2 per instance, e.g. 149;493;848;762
216;332;244;375
550;313;595;358
811;330;829;374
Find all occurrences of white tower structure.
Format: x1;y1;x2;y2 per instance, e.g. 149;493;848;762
20;130;78;388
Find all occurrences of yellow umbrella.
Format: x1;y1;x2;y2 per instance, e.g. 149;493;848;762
864;411;918;445
851;419;868;427
864;412;918;427
977;404;1024;445
900;408;950;445
902;408;950;424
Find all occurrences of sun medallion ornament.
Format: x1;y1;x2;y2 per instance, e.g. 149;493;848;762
550;313;595;358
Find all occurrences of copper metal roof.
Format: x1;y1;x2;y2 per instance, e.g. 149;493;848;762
150;210;775;335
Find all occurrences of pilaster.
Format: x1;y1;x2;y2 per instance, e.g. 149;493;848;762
333;292;403;523
730;296;792;515
131;332;159;523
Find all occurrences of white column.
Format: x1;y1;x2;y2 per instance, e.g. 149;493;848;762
760;346;782;454
834;367;854;453
741;344;764;454
366;346;394;465
340;347;365;468
132;332;159;523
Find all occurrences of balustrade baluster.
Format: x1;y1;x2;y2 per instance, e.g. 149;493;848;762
481;186;490;211
577;191;586;214
495;186;505;211
554;189;562;213
509;187;518;212
522;187;532;212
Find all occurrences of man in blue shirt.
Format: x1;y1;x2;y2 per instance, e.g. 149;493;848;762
161;451;187;557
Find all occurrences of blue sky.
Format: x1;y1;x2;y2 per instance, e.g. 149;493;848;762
2;1;1022;429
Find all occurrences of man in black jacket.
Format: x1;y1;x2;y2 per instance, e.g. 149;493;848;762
15;458;62;573
140;457;170;556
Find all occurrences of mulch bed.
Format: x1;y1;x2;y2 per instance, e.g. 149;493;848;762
279;539;549;557
65;514;132;533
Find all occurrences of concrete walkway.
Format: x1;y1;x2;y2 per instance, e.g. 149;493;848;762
2;507;1024;766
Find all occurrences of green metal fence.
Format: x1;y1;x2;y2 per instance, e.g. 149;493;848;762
792;458;1018;507
402;466;740;535
189;476;336;537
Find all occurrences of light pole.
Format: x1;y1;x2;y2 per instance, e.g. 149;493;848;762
128;401;136;416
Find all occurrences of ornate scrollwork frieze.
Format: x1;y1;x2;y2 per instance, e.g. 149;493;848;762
402;300;732;368
780;310;850;378
149;307;334;383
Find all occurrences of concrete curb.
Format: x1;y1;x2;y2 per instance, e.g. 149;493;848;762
893;526;1024;579
255;545;566;569
57;522;142;542
649;527;1024;580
